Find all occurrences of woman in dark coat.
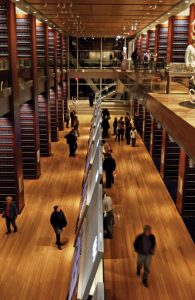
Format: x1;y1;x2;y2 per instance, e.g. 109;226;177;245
50;206;67;250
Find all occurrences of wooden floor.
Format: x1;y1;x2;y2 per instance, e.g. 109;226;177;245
0;102;195;300
0;115;91;300
104;107;195;300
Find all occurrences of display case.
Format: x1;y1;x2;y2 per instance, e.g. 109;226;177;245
172;16;189;63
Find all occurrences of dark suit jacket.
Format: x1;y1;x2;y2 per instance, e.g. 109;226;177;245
4;203;18;220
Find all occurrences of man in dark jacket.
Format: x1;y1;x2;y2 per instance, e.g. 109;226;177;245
50;206;67;250
65;129;77;157
3;196;18;234
134;225;156;287
103;153;116;188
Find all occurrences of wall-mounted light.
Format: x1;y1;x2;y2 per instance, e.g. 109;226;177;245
189;158;195;168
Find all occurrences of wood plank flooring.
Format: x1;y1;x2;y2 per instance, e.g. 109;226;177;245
0;101;194;300
103;108;195;300
0;115;90;300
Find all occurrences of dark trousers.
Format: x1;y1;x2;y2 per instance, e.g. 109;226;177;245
126;135;130;144
132;138;136;147
104;210;114;239
6;217;17;232
65;120;69;128
106;172;114;188
102;128;109;138
69;143;77;156
56;234;61;245
118;129;124;142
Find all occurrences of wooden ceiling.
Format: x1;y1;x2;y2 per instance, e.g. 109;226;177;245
25;0;184;36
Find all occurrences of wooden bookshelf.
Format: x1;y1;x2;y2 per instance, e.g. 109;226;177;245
63;80;68;116
171;16;189;63
36;21;51;156
0;3;9;65
142;109;151;152
150;119;162;172
147;30;155;55
156;24;168;63
140;34;147;59
48;28;59;141
16;13;41;179
57;33;64;131
160;129;180;202
138;102;143;136
0;0;24;212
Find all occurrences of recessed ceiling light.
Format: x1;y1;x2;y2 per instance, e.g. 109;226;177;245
168;12;171;15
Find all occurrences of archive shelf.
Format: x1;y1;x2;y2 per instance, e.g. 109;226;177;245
16;14;31;66
48;28;55;69
20;100;41;179
63;81;68;116
50;88;59;142
0;3;9;64
141;34;147;59
157;24;168;62
172;17;189;63
38;94;51;156
147;30;155;55
57;84;64;131
36;21;46;68
0;113;24;212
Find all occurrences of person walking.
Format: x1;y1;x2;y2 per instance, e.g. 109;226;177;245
89;92;94;107
65;129;78;157
130;126;137;147
3;196;18;234
50;206;67;250
102;116;110;138
134;225;156;287
73;116;80;137
103;153;116;188
65;112;70;128
125;112;130;128
131;47;139;67
103;193;114;239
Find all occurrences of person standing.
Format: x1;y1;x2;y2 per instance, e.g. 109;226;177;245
3;196;18;234
73;116;80;137
103;193;114;239
65;129;77;157
134;225;156;287
131;47;138;67
130;126;137;147
70;110;75;127
50;206;67;250
113;117;118;136
125;123;132;145
103;153;116;188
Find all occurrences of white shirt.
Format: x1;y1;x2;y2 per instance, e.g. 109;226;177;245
185;44;195;68
103;195;113;213
130;129;137;139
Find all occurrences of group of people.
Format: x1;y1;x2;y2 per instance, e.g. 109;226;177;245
131;48;157;69
101;108;156;288
113;112;138;147
2;196;68;251
65;110;80;157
